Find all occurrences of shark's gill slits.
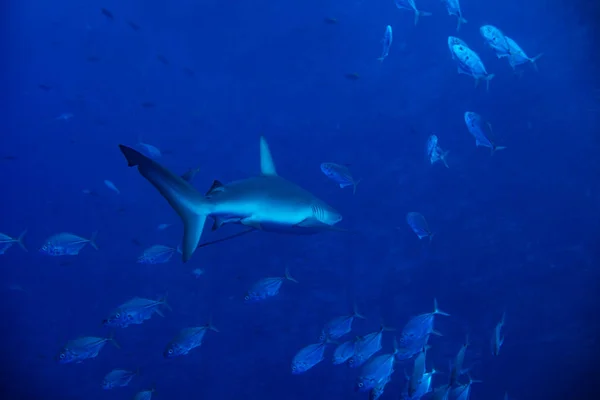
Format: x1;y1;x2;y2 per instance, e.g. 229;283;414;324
312;204;325;223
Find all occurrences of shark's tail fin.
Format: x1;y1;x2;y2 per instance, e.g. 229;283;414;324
119;145;209;262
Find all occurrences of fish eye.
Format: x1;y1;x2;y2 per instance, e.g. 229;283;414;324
115;313;120;318
244;295;250;301
168;349;174;354
358;383;364;388
291;365;297;371
59;353;66;359
127;314;133;320
348;359;354;365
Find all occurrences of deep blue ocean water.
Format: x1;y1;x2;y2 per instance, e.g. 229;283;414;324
1;0;599;399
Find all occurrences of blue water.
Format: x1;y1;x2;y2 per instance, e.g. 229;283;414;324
2;0;599;399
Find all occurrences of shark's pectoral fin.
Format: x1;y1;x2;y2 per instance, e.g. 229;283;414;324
241;217;263;230
205;180;225;196
259;136;277;176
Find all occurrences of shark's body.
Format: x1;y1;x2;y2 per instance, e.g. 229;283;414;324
119;136;342;262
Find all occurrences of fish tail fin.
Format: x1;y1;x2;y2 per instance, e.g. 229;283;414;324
485;74;495;92
352;302;366;319
457;17;467;31
352;179;362;195
89;231;99;250
119;144;210;262
428;232;435;243
17;229;28;252
414;10;432;25
107;332;121;349
158;292;173;312
440;150;450;168
284;267;299;283
530;53;543;71
377;56;385;62
491;145;507;155
380;320;395;332
433;298;451;317
205;314;220;332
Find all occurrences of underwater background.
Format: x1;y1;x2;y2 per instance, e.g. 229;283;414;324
1;0;599;399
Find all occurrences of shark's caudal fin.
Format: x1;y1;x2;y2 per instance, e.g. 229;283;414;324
119;145;208;262
259;136;277;176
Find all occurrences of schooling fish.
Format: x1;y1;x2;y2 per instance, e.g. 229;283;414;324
164;320;219;358
245;267;298;302
332;337;359;365
320;304;365;341
406;212;433;241
491;312;506;356
137;245;180;264
103;295;171;328
291;340;331;374
394;0;432;25
450;44;495;91
450;334;470;386
40;232;98;256
398;299;449;350
408;345;430;398
378;25;393;61
102;368;138;390
104;179;120;194
320;162;361;194
355;338;398;392
348;324;393;368
425;135;449;168
504;36;543;72
480;25;512;58
441;0;467;31
0;230;27;254
464;112;506;154
57;335;119;364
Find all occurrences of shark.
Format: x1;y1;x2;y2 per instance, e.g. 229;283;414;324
119;136;343;262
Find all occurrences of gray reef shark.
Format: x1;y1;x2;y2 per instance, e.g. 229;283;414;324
119;136;343;262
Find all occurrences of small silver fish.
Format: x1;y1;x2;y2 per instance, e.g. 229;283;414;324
164;320;219;358
394;0;432;25
491;312;505;356
291;340;331;374
40;232;98;256
464;111;506;154
57;335;119;364
245;267;298;302
137;245;180;264
191;268;205;278
432;384;452;400
369;373;392;400
398;299;449;349
332;337;359;365
406;212;433;241
0;230;27;254
451;374;482;400
320;304;365;340
157;223;172;231
104;179;120;194
504;36;543;71
480;25;512;58
348;324;392;368
103;295;171;328
137;141;162;159
451;44;495;90
408;345;430;397
442;0;467;31
425;135;449;168
355;338;398;392
320;162;361;194
134;388;156;400
450;334;470;386
102;368;138;390
378;25;393;61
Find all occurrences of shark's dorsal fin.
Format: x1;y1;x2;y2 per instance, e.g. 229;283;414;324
260;136;277;176
205;180;225;196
